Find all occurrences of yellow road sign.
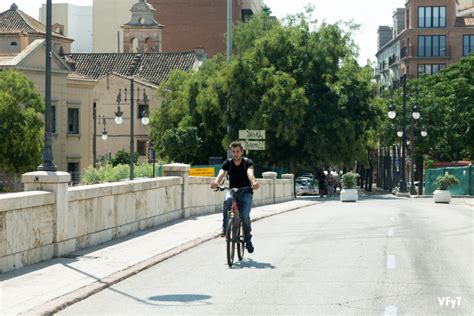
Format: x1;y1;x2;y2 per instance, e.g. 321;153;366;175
189;167;215;177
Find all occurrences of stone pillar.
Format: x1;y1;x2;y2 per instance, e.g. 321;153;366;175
282;173;295;199
262;171;277;204
22;171;71;257
163;163;190;218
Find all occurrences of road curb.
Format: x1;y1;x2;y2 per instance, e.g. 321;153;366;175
24;201;318;315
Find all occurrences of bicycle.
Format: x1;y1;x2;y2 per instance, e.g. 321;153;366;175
214;185;252;267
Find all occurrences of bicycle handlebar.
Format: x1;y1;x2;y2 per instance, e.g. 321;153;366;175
212;185;253;192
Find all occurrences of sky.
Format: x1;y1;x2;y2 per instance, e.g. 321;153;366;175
0;0;407;65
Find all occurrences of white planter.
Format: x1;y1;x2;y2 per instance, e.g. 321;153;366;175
433;189;451;203
340;188;358;202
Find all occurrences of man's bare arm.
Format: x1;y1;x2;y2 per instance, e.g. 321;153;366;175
247;166;260;190
211;169;227;188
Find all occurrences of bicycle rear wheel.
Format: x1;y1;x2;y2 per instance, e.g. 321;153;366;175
237;218;245;261
226;216;235;267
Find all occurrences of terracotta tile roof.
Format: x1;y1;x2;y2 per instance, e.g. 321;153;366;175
0;3;68;39
66;52;198;86
455;17;474;27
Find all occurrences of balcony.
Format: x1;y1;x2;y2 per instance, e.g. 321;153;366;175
388;54;398;66
400;46;413;59
401;45;451;60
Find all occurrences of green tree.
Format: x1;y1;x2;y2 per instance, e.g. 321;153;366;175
111;149;139;167
0;70;44;174
415;54;474;161
377;54;474;162
150;56;228;163
160;127;203;163
150;10;378;172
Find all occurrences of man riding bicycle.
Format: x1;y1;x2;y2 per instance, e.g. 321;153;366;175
211;141;260;253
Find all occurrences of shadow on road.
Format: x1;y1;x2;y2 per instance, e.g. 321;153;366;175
235;258;275;269
149;294;212;303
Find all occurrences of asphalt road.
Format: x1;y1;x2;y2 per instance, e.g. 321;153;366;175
60;196;473;315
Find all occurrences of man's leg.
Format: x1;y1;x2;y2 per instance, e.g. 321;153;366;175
222;191;232;235
238;192;253;246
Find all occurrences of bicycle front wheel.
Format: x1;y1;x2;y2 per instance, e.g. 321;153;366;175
226;217;235;267
237;218;245;261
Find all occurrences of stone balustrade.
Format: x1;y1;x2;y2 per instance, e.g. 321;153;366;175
0;164;294;273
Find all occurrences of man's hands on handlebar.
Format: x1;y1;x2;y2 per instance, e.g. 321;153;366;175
210;180;260;190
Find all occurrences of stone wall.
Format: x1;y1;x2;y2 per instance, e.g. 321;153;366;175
0;164;294;273
0;191;55;272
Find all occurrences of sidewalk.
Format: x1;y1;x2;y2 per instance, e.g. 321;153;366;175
0;199;317;316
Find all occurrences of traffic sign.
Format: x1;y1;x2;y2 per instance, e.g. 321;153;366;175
189;167;215;177
239;130;266;140
242;140;265;151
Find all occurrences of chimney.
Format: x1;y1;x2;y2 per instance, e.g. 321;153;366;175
377;26;393;51
194;47;207;62
20;31;29;51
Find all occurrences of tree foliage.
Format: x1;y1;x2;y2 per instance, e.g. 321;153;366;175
376;54;474;162
0;70;44;174
160;127;203;163
150;11;379;172
111;149;139;167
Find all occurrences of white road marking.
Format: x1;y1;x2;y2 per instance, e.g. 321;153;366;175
386;255;396;269
384;305;398;316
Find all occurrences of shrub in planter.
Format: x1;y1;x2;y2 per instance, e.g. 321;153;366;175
341;172;360;189
435;174;459;190
340;172;360;202
433;174;459;203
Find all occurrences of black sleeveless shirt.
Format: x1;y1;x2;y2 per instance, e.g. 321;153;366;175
222;158;254;189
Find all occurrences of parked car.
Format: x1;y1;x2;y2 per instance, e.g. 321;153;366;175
299;173;315;180
295;177;317;195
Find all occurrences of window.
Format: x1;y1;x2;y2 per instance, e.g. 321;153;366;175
137;140;147;156
418;35;446;57
67;163;80;185
464;35;474;56
51;105;56;133
68;108;79;134
10;41;17;46
440;7;446;28
242;9;253;22
417;64;446;76
418;6;446;28
138;104;149;119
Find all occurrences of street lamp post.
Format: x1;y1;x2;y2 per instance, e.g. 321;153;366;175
37;0;57;172
400;74;408;193
388;78;427;195
114;80;150;180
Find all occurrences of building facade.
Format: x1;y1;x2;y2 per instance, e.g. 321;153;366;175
40;3;93;53
66;51;201;167
375;0;474;92
92;0;264;56
0;3;201;185
121;0;164;53
0;3;73;55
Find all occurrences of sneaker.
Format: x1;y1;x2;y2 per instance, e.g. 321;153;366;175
246;241;254;253
220;230;226;238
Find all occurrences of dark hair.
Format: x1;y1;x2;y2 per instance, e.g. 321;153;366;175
229;141;244;151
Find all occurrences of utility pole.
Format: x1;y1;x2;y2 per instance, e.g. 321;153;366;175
226;0;233;158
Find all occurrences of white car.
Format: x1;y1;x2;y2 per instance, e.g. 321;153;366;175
295;177;316;195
